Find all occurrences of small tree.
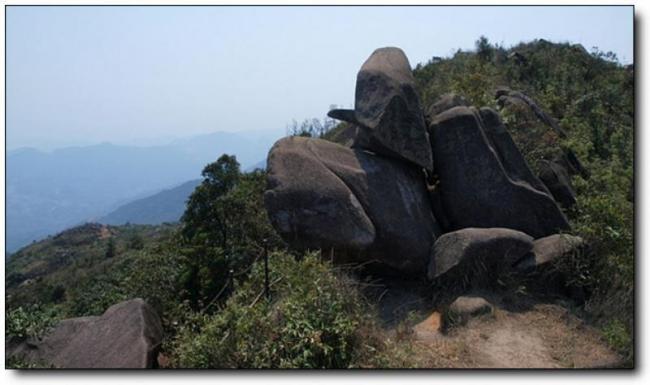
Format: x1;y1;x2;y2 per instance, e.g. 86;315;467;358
179;154;282;310
287;116;338;138
475;35;493;62
180;154;241;309
105;238;116;259
181;154;241;250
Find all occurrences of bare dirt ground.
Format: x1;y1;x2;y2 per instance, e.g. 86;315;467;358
375;283;622;368
98;225;112;239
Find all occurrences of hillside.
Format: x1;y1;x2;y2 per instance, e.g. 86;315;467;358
99;180;201;226
6;39;633;369
6;131;277;252
6;223;179;314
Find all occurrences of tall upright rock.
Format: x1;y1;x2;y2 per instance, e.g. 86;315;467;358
429;106;570;239
479;107;552;195
328;47;433;171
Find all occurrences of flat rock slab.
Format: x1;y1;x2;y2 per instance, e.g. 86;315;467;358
7;298;163;368
265;136;441;275
328;47;433;171
428;227;533;280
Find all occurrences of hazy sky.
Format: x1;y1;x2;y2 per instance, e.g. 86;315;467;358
6;5;633;150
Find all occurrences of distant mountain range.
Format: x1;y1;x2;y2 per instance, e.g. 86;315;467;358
6;131;277;252
99;179;201;226
99;159;268;227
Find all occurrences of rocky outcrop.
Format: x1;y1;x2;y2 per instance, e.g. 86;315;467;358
328;47;433;171
265;46;583;289
429;106;570;238
7;299;163;368
495;87;568;138
427;228;533;280
265;136;441;275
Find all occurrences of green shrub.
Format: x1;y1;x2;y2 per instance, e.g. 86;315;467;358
6;304;58;340
602;318;633;366
172;252;388;368
180;158;282;310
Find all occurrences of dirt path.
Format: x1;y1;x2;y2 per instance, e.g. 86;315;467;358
409;301;622;368
375;284;622;368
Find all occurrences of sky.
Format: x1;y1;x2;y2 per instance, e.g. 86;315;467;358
6;5;634;151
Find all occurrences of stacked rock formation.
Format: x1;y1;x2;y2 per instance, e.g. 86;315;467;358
265;47;585;284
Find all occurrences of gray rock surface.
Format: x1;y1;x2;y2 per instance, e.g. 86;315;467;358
425;93;469;121
479;107;552;195
265;136;441;275
515;234;586;272
538;160;577;208
429;106;570;238
444;296;494;328
428;228;534;280
558;149;590;180
327;47;433;171
7;298;163;368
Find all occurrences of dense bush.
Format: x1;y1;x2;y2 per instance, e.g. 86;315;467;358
172;252;386;368
6;304;58;341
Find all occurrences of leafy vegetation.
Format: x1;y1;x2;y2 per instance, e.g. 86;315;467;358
173;252;370;368
178;154;283;310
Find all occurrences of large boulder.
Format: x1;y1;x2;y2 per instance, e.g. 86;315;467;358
513;234;588;303
428;227;534;280
429;106;570;238
265;136;441;275
328;47;433;171
7;299;163;368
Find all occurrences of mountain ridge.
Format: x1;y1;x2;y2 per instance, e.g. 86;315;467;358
6;131;278;252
